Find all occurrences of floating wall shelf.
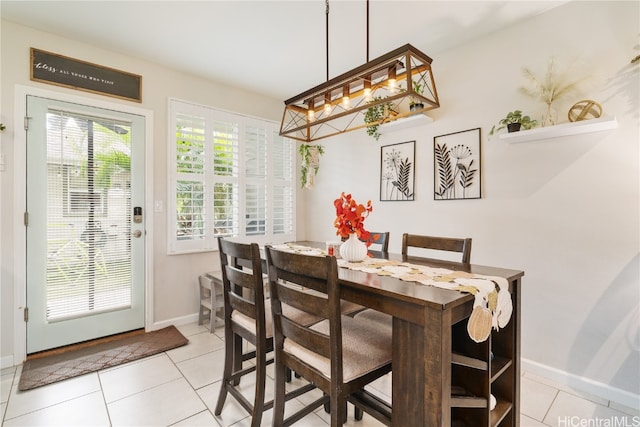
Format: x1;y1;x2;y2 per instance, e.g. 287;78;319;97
498;116;617;143
379;113;433;135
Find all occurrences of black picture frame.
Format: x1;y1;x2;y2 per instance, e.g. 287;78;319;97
30;48;142;102
380;140;415;201
434;128;482;200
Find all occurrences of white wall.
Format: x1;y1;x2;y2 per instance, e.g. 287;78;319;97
1;0;638;409
302;1;639;407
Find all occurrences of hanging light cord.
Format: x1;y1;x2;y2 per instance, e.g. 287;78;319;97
326;0;330;81
366;0;369;62
325;0;370;80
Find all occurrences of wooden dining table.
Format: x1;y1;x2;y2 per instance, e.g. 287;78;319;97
286;241;524;427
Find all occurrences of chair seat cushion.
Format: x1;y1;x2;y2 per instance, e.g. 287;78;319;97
354;309;392;334
232;299;322;339
283;315;392;382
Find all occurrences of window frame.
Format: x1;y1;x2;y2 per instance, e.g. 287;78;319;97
167;98;296;254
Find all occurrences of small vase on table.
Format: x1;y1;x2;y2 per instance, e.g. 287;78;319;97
339;233;367;262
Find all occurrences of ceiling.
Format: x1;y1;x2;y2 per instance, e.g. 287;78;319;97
1;1;568;101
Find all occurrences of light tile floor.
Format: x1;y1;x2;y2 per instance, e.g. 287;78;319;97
1;322;638;426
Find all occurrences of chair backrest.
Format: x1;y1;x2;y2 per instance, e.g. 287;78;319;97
266;247;344;384
367;231;390;252
218;238;267;340
401;233;472;263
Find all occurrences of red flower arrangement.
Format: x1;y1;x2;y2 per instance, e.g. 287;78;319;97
333;192;372;243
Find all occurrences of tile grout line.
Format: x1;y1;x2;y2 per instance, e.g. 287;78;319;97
540;388;561;426
96;367;113;426
165;338;223;427
1;367;18;423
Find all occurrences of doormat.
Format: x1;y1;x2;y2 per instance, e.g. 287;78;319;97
18;325;188;391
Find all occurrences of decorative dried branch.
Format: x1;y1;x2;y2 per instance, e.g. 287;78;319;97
519;58;589;126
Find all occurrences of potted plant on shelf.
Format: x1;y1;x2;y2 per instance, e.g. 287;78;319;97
299;143;324;189
489;110;538;136
364;97;396;140
409;80;425;112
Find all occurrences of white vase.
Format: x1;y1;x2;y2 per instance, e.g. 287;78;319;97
339;233;367;262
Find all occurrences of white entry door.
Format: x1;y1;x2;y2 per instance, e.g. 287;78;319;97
26;95;146;353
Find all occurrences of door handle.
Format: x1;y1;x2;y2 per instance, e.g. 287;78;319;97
132;230;142;238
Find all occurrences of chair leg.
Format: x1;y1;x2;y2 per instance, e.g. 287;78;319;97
354;405;363;421
232;334;243;386
209;308;216;332
272;358;287;427
214;331;235;415
329;395;347;426
250;348;267;427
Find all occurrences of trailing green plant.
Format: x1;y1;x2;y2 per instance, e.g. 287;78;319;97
489;110;538;135
299;143;324;189
364;97;396;140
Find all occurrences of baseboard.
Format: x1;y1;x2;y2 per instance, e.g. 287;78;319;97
522;358;640;410
1;354;15;369
151;313;200;331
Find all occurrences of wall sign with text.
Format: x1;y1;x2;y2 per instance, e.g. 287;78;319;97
30;48;142;102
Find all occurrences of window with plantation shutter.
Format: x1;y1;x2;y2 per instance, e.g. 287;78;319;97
168;99;295;253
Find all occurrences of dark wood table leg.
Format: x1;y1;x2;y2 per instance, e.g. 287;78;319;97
423;308;452;427
392;308;451;427
393;317;424;426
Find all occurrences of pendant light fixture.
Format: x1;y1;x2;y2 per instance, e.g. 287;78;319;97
280;0;440;142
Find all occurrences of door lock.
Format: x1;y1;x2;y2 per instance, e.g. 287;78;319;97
133;206;143;223
132;230;142;238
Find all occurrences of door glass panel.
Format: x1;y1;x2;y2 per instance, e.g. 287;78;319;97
45;109;133;321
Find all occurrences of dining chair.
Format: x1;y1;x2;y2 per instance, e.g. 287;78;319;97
266;246;393;427
215;239;320;427
401;233;472;264
367;231;390;252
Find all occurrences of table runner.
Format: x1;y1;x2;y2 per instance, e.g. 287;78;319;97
269;243;512;342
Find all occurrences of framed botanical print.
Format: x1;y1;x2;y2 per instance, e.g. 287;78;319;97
434;128;481;200
380;140;415;201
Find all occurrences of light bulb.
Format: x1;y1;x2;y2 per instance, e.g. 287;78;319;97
307;99;315;122
387;67;397;93
324;93;332;114
388;78;397;93
341;85;350;109
363;77;372;100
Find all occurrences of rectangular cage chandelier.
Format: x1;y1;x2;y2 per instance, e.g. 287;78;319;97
279;43;440;142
